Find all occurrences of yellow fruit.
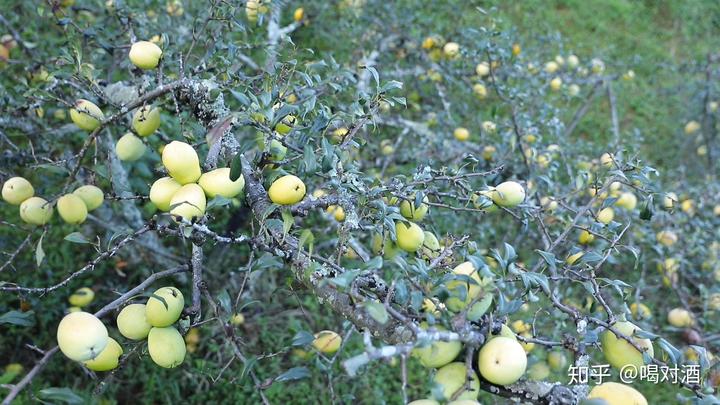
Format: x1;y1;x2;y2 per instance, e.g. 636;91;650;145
540;196;558;212
162;141;202;184
453;127;470;141
527;362;550;381
578;230;594;245
681;199;695;215
83;337;122;371
268;175;306;205
198;168;245;198
667;308;693;327
445;261;485;312
714;205;720;216
148;326;186;368
615;192;637;210
115;133;146;161
482;145;496;160
395;221;425;253
656;230;678;247
443;42;460;58
57;311;109;362
73;185;104;211
145;287;185;327
684;120;701;135
313;330;342;354
149;177;182;211
477;336;527;385
544;61;558;73
400;195;429;221
331;127;349;143
600;152;614;168
588;382;647;405
511;43;521;56
475;62;490;77
433;362;479;401
547;351;567;371
166;0;184;16
274;115;296;135
549;77;562;91
184;327;200;345
519;332;535;353
420;231;441;259
68;287;95;307
630;302;652;320
326;205;345;222
117;303;152;340
473;84;488;99
132;105;161;137
129;41;162;70
490;181;525;207
591;58;605;74
19;197;53;225
2;177;34;205
57;194;88;224
293;7;304;21
662;192;678;210
412;323;461;368
566;251;584;265
70;99;104;131
246;0;260;22
231;313;245;326
169;183;206;221
601;320;653;370
568;84;580;96
597;207;614;224
481;121;496;134
623;70;636;81
567;54;579;68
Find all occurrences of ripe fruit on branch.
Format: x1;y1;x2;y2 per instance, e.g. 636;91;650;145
400;195;429;221
684;120;701;135
477;336;527;385
475;62;490;77
268;174;306;205
145;287;185;327
117;303;152;340
274;115;296;135
578;230;594;245
481;121;496;134
453;127;469;141
433;362;479;401
19;197;53;225
443;42;460;59
601;320;654;370
473;84;488;99
83;337;122;371
544;61;558;73
597;207;614;224
662;192;678;210
312;330;342;354
615;192;637;210
412;323;461;368
70;99;104;131
132;105;161;137
587;382;647;405
490;181;525;208
148;326;186;368
550;77;562;91
73;185;104;211
115;133;146;161
293;7;304;21
57;311;109;362
198;168;245;198
68;287;95;307
667;308;694;327
445;261;487;312
129;41;163;70
656;230;678;247
395;221;425;252
57;194;88;224
162;141;202;184
2;177;34;205
150;177;182;211
326;205;345;222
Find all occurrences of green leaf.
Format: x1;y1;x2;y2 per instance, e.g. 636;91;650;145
274;367;311;382
364;301;389;324
239;355;258;382
37;387;84;404
229;153;243;181
291;331;315;346
299;229;314;255
64;232;89;244
0;310;35;327
281;209;294;235
36;233;45;267
535;250;557;273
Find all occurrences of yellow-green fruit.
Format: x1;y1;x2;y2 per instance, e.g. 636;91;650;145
588;382;647;405
527;362;550;381
198;168;244;199
129;41;163;70
662;192;678;210
268;175;306;205
400;196;429;221
170;183;207;221
433;362;479;401
57;194;88;224
597;207;614;224
70;99;104;131
579;230;594;245
132;106;161;137
476;62;490;77
312;330;342;354
443;42;460;58
83;337;122;371
68;287;95;307
117;303;152;340
684;120;701;135
408;401;439;405
326;205;345;222
420;231;441;259
473;83;488;98
445;261;484;312
656;230;678;247
73;185;104;211
615;192;637;210
395;221;425;252
477;336;527;385
601;321;654;370
230;313;245;326
162;141;202;184
371;232;400;259
2;177;34;205
491;181;525;207
550;77;562;91
19;197;53;225
274;115;296;135
149;177;182;211
115;133;146;161
412;323;461;368
454;127;470;141
147;326;186;368
145;287;185;327
667;308;693;327
56;311;109;362
547;351;568;371
267;139;287;161
630;302;652;320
